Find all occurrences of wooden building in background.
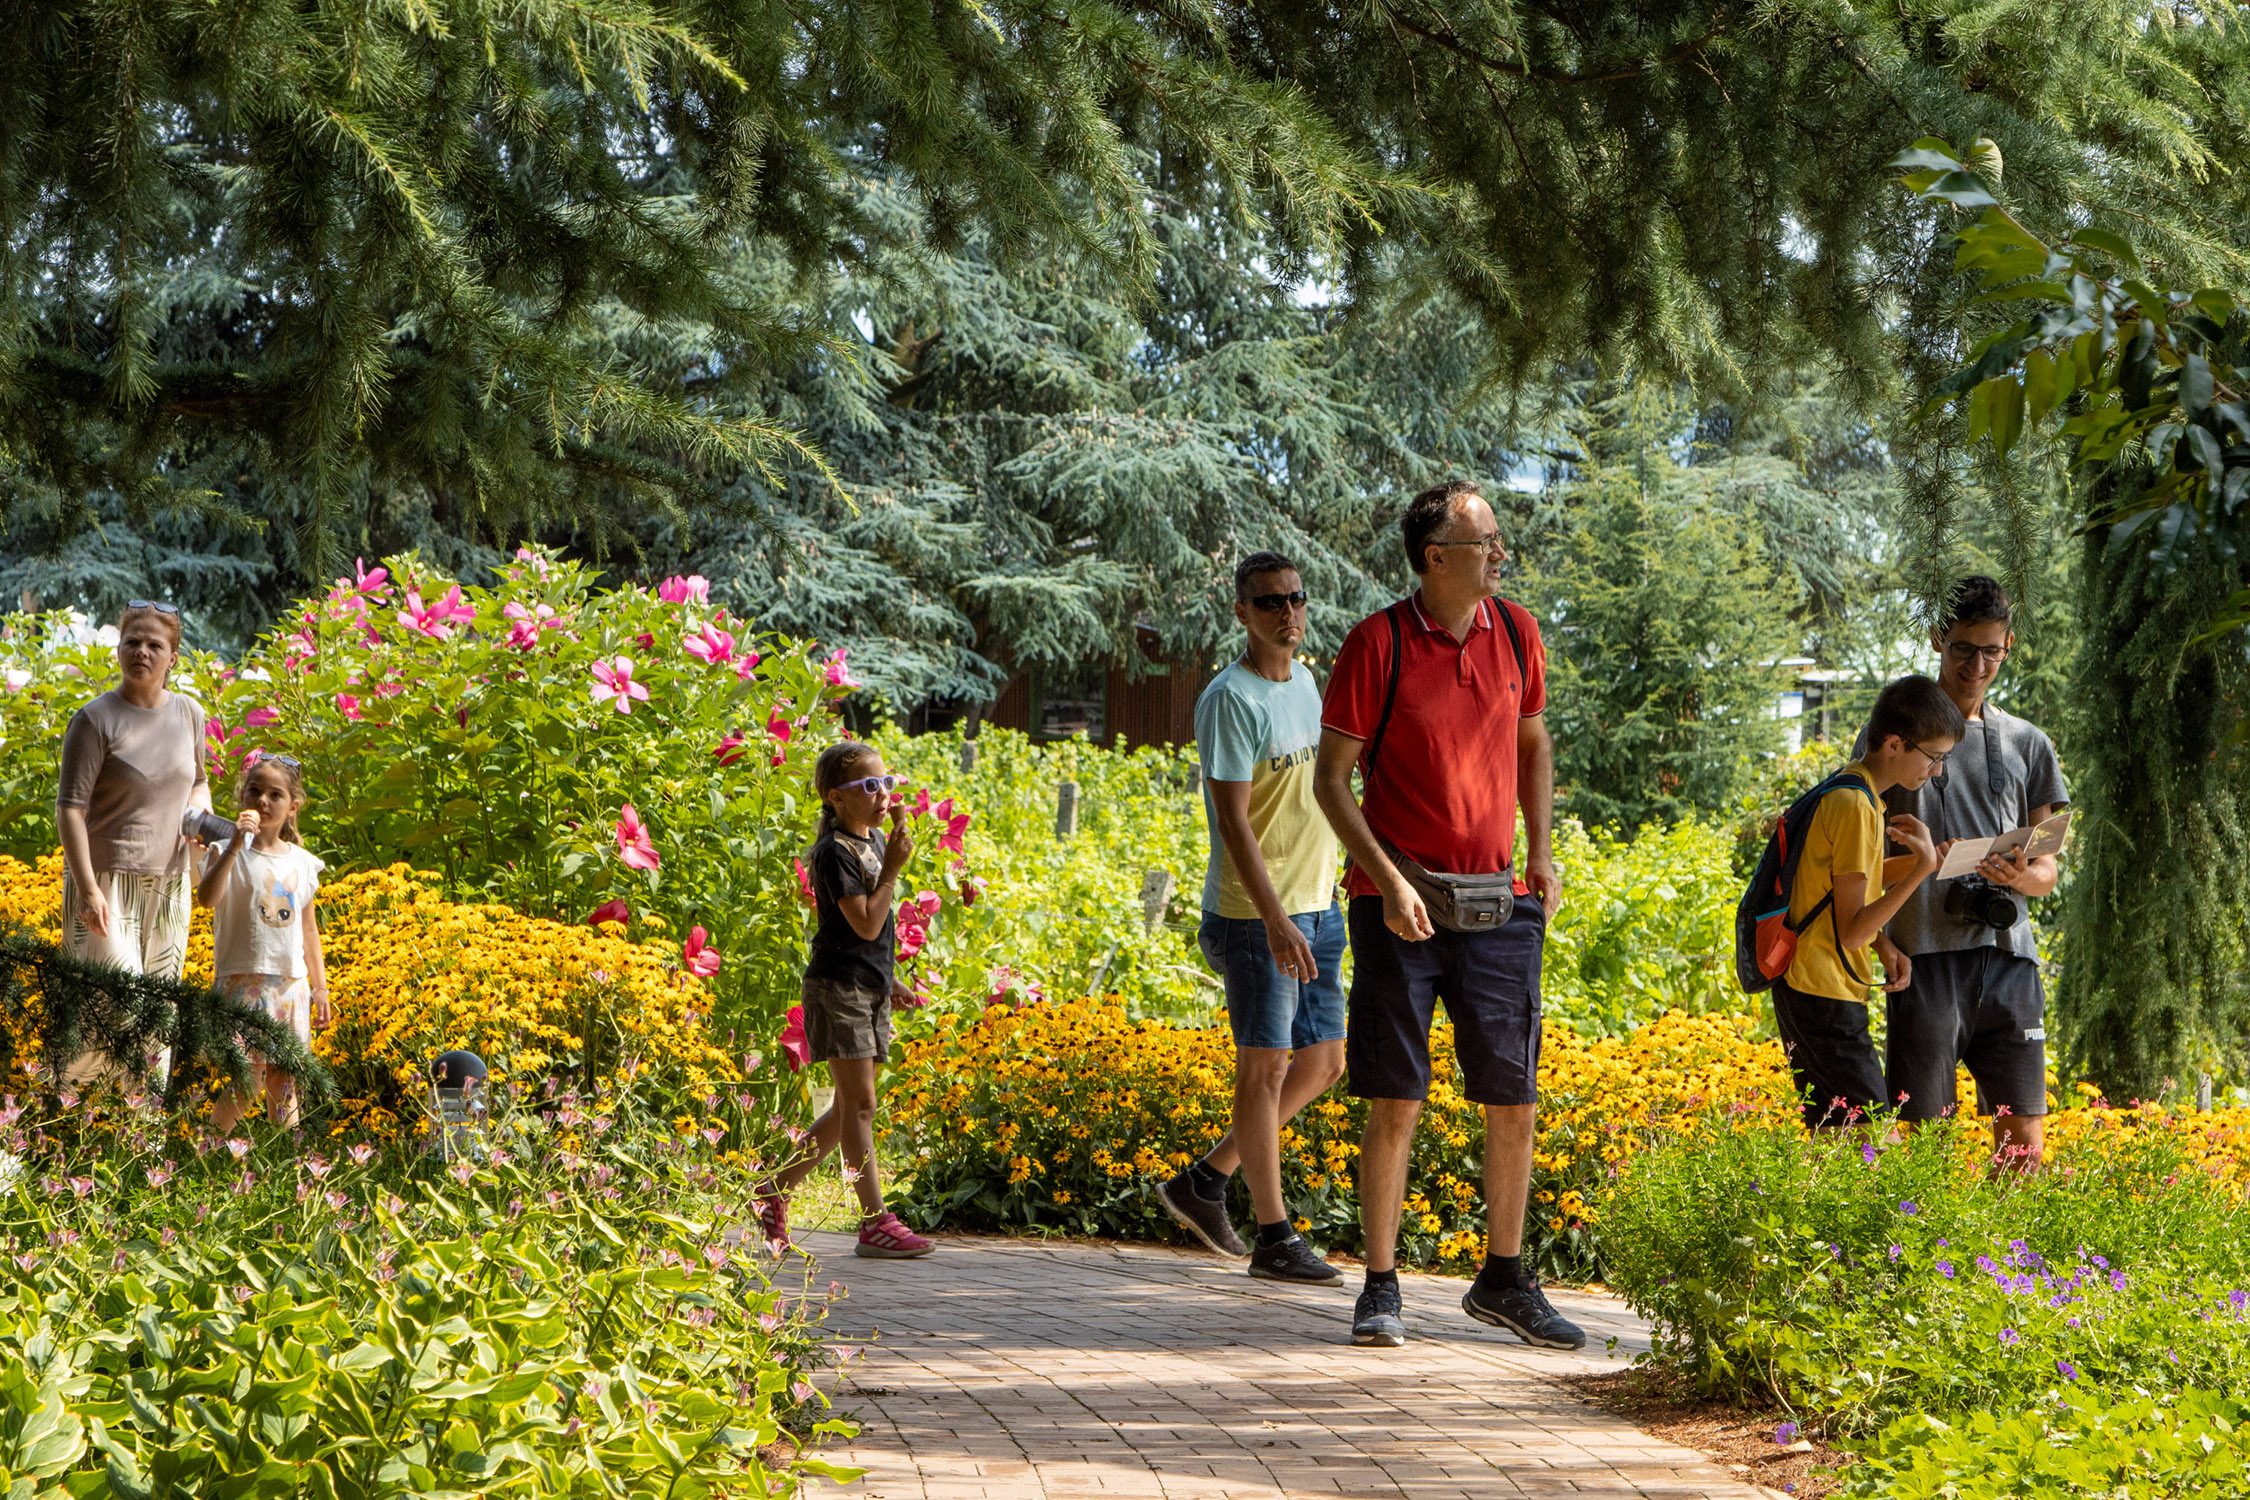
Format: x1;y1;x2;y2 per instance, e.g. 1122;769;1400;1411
981;624;1207;749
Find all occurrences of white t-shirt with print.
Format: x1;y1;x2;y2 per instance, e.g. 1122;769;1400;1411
204;840;324;979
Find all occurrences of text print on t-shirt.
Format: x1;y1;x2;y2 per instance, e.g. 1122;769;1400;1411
1266;744;1317;774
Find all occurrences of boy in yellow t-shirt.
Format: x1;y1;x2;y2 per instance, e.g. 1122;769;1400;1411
1773;676;1962;1130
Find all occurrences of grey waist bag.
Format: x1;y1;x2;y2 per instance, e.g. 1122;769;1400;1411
1385;845;1515;934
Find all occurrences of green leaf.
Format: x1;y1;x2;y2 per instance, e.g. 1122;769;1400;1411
1990;377;2025;458
1922;171;1997;209
2181;353;2215;417
2024;349;2058;424
2069;227;2141;266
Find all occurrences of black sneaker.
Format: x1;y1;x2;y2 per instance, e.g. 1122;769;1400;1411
1352;1279;1406;1347
1461;1276;1587;1350
1247;1233;1342;1284
1155;1172;1247;1257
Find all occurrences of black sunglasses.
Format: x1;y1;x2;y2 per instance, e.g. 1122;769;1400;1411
126;600;181;615
1247;590;1309;612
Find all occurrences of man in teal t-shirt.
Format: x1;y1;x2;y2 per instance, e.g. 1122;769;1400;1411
1155;551;1345;1285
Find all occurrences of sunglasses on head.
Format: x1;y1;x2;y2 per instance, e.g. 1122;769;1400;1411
1247;590;1309;613
126;600;181;615
843;774;900;796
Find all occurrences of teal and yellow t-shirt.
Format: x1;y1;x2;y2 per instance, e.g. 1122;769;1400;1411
1784;762;1884;1002
1196;662;1337;919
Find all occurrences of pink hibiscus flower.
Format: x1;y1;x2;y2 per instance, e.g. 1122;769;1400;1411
681;927;721;978
503;601;561;651
586;898;629;928
684;624;735;666
766;713;793;744
778;1005;810;1072
657;575;710;605
931;797;971;854
734;652;763;680
334;693;364;722
614;806;661;870
714;732;748;766
823;647;859;688
590;656;650;714
793;857;817;908
244;706;278;729
397;585;474;639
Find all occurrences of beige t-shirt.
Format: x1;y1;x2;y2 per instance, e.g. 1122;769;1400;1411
56;690;209;877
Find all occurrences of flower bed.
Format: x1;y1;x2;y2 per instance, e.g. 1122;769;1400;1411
0;852;734;1133
885;997;1797;1276
1600;1108;2250;1497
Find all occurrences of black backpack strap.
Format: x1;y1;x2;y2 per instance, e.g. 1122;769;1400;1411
1494;597;1528;690
1364;603;1405;789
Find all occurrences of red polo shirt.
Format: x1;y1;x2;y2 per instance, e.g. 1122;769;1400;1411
1322;592;1546;899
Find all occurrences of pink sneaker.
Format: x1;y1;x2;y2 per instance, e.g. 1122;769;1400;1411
756;1193;792;1254
856;1212;935;1259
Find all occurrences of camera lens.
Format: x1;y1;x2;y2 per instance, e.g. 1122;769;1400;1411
1943;877;2019;930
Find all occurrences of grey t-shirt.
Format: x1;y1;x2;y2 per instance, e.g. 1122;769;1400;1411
1854;704;2069;961
56;690;209;877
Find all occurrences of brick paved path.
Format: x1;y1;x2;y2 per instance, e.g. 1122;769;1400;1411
800;1232;1773;1500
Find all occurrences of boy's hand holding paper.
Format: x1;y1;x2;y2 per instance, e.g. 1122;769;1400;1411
1934;810;2072;882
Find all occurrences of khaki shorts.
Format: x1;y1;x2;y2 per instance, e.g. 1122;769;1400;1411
802;975;891;1063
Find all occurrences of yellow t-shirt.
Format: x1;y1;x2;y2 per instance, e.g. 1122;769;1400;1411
1784;763;1884;1002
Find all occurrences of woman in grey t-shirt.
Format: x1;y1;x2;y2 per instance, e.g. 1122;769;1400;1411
53;603;211;1083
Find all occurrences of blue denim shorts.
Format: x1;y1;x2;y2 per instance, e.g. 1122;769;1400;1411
1197;904;1348;1051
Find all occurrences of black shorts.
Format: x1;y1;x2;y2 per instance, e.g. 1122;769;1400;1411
1770;981;1888;1131
1345;893;1544;1107
1886;947;2048;1120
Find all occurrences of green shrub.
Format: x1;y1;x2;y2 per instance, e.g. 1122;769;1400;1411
0;1082;852;1496
1847;1388;2250;1499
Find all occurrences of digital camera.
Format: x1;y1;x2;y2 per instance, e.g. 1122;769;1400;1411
1944;876;2020;931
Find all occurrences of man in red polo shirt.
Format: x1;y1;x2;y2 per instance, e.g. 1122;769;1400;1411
1313;478;1582;1352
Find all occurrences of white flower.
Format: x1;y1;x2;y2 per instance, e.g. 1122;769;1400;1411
0;1153;23;1194
236;667;272;682
1;668;28;692
94;625;119;647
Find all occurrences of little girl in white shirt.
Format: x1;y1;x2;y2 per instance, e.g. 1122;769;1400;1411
195;751;330;1127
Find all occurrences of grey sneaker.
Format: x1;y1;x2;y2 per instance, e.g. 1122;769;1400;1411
1352;1279;1406;1347
1461;1277;1587;1350
1247;1233;1342;1284
1156;1172;1247;1256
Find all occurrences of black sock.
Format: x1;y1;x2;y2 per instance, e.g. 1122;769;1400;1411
1186;1158;1230;1201
1478;1253;1524;1291
1256;1219;1294;1248
1365;1267;1399;1290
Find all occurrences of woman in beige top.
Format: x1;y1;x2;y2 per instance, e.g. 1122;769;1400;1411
54;602;212;1085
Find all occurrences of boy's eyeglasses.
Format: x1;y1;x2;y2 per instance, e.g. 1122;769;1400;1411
1907;740;1950;772
126;600;181;615
1247;591;1309;612
845;774;900;796
1944;642;2010;666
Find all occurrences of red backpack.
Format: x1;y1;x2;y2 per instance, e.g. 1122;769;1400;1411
1734;770;1878;993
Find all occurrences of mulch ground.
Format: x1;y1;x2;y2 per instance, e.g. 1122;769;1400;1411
1562;1365;1849;1498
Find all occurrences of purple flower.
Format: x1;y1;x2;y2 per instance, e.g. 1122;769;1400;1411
1775;1421;1800;1446
2057;1359;2078;1381
1998;1328;2021;1348
1861;1143;1877;1165
2110;1270;2129;1292
1888;1244;1903;1262
2229;1290;2248;1315
1899;1200;1919;1215
1936;1260;1956;1278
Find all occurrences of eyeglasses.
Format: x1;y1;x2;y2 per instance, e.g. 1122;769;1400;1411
259;753;302;770
1246;590;1308;612
1944;642;2011;666
1907;740;1951;772
1433;532;1508;555
845;774;900;796
126;600;181;615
